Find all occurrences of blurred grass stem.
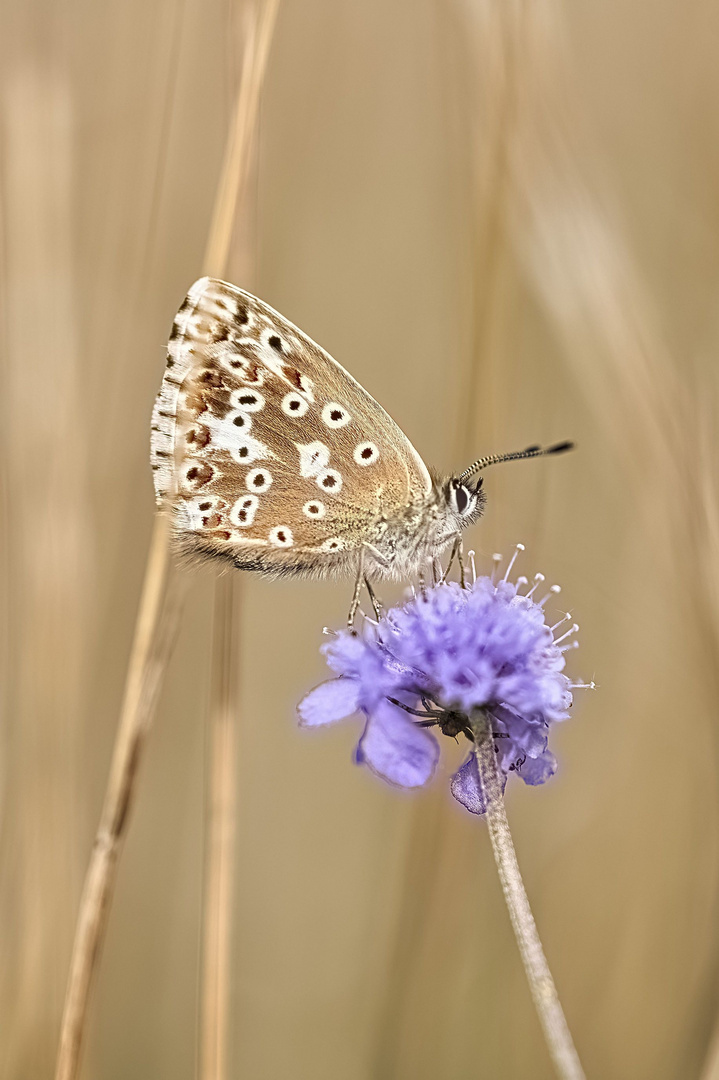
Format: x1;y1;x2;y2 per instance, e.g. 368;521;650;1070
200;578;240;1080
54;513;183;1080
199;3;279;1079
471;711;586;1080
55;4;279;1079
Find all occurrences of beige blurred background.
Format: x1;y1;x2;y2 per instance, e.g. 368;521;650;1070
3;0;719;1078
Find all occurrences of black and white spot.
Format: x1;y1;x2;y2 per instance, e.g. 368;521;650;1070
184;495;227;531
246;467;273;493
302;500;326;519
297;441;330;478
316;468;343;494
321;402;351;429
269;525;294;548
219;352;255;379
320;537;346;552
181;459;215;489
229;434;270;466
229;494;259;528
225;410;252;432
229;388;265;413
354;441;380;467
281;392;309;418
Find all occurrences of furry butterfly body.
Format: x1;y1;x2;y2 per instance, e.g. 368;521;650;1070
151;278;569;586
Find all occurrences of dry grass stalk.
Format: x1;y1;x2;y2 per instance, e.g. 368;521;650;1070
200;576;241;1080
55;4;279;1078
54;513;183;1080
199;3;279;1078
1;61;92;1077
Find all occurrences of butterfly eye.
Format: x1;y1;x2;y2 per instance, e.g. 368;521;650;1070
451;483;473;515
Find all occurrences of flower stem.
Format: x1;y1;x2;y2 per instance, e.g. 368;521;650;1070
471;710;586;1080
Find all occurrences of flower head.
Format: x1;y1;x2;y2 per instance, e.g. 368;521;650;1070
298;548;589;814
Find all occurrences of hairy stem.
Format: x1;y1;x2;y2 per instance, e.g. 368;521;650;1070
470;710;586;1080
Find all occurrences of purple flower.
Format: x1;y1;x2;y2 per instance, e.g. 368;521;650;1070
297;549;589;814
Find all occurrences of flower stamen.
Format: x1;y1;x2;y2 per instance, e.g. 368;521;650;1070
537;583;562;608
525;573;545;599
503;542;525;582
553;623;579;646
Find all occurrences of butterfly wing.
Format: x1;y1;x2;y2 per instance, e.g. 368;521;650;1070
151;277;432;575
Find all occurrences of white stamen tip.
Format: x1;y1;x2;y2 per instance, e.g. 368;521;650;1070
322;627;335;636
550;584;561;594
493;553;502;562
503;543;525;582
550;612;570;631
526;573;545;599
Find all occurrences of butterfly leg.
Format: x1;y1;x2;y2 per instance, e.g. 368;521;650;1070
457;539;466;589
364;576;382;620
347;548;367;629
442;535;465;587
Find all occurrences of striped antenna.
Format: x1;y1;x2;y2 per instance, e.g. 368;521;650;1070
457;441;574;484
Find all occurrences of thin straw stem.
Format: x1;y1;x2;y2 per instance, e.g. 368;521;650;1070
200;577;240;1080
198;3;279;1078
470;710;586;1080
54;513;184;1080
55;4;280;1075
203;0;280;279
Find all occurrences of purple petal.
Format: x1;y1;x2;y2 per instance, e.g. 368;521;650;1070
356;700;439;788
297;678;361;727
450;754;487;815
519;750;558;786
450;752;507;815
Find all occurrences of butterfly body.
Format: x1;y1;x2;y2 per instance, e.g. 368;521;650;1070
151;277;485;582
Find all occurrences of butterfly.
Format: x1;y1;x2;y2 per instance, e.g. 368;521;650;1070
151;277;571;621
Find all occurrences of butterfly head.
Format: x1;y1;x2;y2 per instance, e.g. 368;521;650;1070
445;475;486;528
436;440;575;543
